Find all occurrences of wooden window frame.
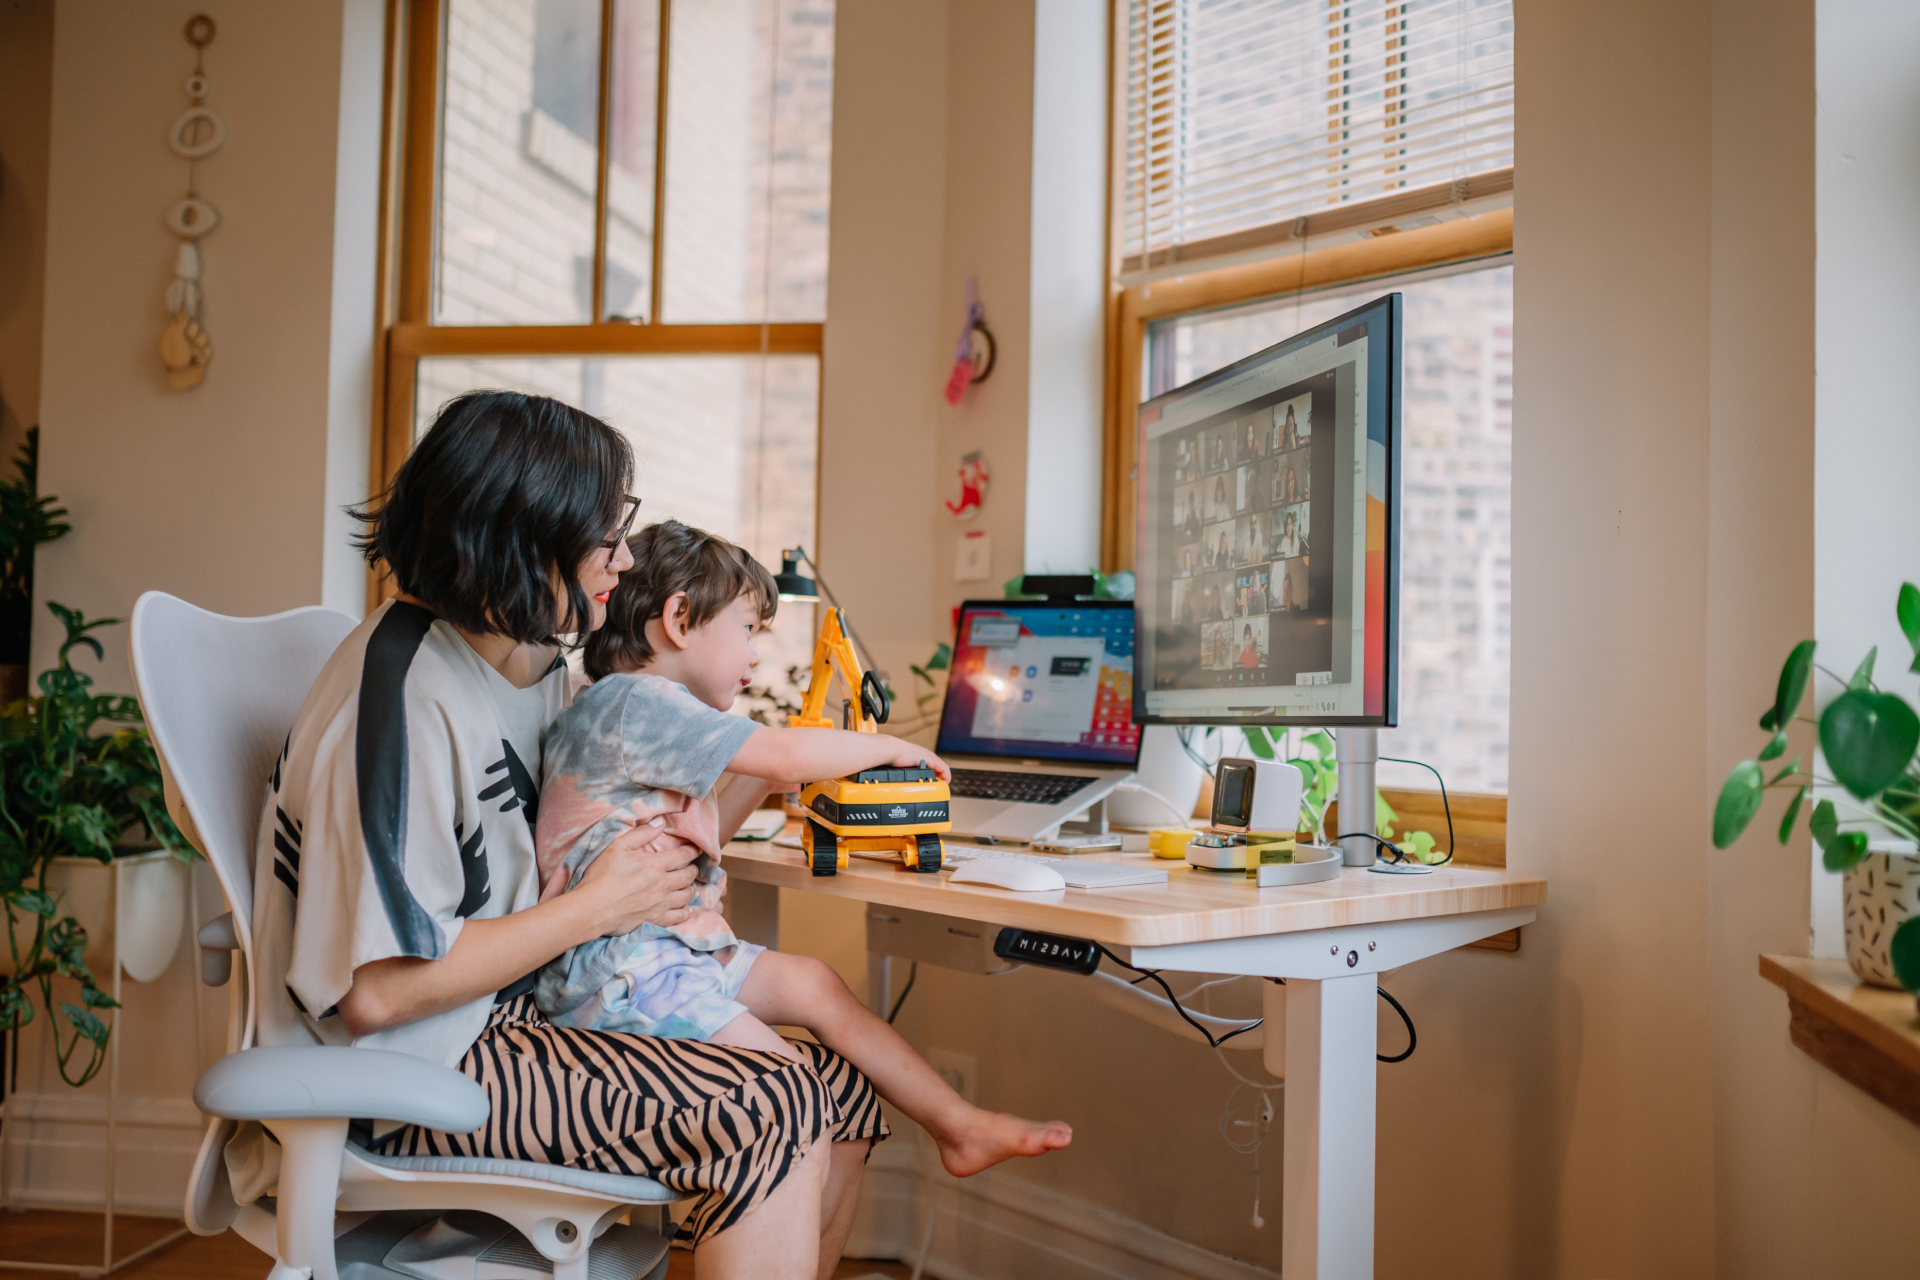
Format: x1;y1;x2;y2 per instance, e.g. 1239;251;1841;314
1101;27;1516;860
369;0;826;610
1099;206;1513;574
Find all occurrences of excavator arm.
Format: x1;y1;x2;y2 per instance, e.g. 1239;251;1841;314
789;607;886;733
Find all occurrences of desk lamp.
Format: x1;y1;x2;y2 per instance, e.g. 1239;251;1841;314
774;546;881;679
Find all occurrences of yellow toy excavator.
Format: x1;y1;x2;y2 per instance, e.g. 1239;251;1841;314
790;608;949;877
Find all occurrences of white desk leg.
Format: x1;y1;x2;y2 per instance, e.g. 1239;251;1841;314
1282;973;1376;1280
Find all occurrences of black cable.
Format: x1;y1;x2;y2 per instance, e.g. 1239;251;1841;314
1333;831;1411;863
886;961;918;1024
1095;945;1263;1047
1379;755;1455;864
1376;987;1416;1063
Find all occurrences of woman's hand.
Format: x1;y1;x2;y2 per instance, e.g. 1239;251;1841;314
575;820;703;936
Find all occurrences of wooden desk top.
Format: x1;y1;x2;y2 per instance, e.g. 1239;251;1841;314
721;833;1546;947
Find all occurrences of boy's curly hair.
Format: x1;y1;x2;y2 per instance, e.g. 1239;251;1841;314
584;520;778;681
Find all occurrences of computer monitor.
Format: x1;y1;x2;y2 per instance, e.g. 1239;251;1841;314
935;600;1142;766
1132;293;1400;727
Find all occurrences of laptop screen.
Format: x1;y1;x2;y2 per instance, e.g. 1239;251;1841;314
935;602;1142;766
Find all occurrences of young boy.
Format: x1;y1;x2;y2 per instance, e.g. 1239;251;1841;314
535;520;1072;1177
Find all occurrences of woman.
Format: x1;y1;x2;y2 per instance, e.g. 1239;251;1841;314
1276;510;1300;559
249;392;879;1278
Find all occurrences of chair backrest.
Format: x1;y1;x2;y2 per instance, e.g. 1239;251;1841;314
129;593;357;950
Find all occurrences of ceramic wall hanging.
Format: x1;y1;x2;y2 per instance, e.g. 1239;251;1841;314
160;15;221;392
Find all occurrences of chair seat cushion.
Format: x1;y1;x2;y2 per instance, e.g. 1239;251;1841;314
348;1142;683;1204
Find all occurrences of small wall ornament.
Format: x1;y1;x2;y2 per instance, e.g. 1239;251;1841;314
946;450;990;520
160;15;221;392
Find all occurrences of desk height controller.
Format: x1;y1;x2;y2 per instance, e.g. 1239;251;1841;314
993;928;1100;975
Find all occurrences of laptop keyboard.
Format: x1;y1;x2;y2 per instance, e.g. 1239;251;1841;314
948;768;1098;807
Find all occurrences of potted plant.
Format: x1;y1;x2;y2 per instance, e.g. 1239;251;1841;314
0;429;71;705
1714;582;1920;991
0;603;192;1086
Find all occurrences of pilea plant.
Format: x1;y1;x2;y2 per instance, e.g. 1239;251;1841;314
1713;582;1920;989
0;603;192;1085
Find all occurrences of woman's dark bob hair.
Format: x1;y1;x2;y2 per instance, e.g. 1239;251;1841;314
352;390;633;643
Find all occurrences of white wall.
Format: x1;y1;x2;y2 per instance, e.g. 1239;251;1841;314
1022;0;1107;576
10;0;379;1211
32;0;378;696
1811;2;1920;959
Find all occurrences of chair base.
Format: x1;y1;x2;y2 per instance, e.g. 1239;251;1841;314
335;1210;670;1280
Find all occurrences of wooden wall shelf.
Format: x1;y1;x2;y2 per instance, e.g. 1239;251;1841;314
1760;954;1920;1127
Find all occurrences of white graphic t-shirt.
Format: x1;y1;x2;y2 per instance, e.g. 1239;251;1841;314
250;600;570;1068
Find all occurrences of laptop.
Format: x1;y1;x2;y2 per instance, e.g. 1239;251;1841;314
934;600;1142;842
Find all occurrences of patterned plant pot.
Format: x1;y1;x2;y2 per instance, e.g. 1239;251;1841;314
1842;841;1920;990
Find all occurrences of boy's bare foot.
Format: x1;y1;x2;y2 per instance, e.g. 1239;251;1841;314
937;1110;1073;1177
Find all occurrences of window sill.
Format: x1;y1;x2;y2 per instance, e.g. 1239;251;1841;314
1760;953;1920;1128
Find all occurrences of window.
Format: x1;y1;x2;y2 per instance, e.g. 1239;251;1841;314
1107;0;1516;812
1145;264;1511;791
1122;0;1514;279
379;0;833;684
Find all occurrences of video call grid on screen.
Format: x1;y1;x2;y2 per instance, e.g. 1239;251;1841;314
1134;295;1399;726
934;602;1141;766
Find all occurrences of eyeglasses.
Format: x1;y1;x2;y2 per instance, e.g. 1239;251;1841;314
602;495;641;549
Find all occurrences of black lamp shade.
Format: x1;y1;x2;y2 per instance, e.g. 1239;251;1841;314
774;551;818;601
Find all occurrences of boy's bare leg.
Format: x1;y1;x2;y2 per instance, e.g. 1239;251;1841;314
735;951;1072;1177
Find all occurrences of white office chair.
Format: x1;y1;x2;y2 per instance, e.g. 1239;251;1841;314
129;592;678;1280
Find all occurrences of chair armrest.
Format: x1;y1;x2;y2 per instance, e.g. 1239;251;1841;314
198;912;239;987
195;1046;488;1132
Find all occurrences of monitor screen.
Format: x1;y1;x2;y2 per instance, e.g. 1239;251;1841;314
935;601;1141;765
1133;294;1400;727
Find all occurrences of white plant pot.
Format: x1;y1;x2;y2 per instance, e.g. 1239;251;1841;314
27;851;190;983
1108;726;1249;829
1841;840;1920;990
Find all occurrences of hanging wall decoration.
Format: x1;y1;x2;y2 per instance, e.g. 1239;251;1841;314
160;15;221;392
942;276;996;406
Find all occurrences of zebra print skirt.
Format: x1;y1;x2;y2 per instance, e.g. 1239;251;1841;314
381;994;888;1242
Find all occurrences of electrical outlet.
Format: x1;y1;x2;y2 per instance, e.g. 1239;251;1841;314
926;1048;978;1104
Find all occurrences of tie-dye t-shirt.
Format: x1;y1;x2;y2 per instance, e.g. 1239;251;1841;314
535;672;759;949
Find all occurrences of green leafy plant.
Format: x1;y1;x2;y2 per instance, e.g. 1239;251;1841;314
1714;582;1920;991
0;603;192;1085
908;644;951;720
1238;726;1442;860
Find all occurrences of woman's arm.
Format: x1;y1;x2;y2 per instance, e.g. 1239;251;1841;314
337;826;702;1036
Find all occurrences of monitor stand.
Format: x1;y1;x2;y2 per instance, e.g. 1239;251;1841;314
1335;727;1378;867
1338;726;1435;875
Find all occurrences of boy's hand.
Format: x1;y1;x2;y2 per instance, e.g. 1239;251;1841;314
890;741;951;781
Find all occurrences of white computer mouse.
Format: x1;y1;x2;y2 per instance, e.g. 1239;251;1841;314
947;858;1067;892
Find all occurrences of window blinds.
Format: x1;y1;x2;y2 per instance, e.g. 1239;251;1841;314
1122;0;1514;277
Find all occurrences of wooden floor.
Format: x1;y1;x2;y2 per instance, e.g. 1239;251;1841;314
0;1211;918;1279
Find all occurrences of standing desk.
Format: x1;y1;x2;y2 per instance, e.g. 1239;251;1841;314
722;836;1546;1280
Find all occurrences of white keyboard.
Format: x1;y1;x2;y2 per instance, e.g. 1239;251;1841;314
941;846;1169;888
